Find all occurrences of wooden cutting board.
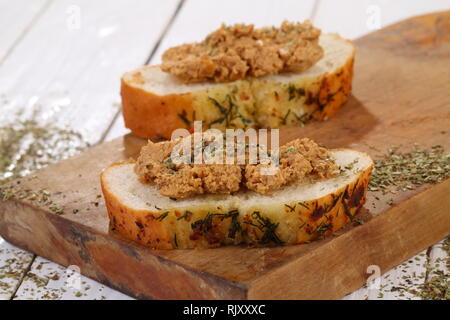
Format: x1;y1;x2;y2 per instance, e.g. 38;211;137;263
1;11;449;300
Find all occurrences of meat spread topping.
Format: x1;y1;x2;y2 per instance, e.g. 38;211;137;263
135;135;339;199
161;21;323;83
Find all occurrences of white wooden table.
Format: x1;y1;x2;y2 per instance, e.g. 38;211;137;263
0;0;448;300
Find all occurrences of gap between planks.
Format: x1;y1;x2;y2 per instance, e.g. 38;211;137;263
9;255;36;300
0;0;52;65
98;0;186;145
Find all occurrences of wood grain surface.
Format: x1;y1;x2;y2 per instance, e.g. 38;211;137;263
1;11;449;299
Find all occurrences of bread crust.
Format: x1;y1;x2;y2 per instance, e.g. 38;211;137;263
101;156;372;249
121;77;194;139
315;55;354;121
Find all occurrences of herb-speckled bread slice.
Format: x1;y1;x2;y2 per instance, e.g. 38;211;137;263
121;34;355;139
101;149;372;249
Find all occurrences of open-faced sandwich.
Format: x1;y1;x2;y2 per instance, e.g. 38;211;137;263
121;21;355;139
101;133;372;249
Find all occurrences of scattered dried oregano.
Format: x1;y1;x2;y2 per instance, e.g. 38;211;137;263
369;145;450;194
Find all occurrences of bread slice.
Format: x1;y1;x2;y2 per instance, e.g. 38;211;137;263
101;149;372;249
121;34;355;139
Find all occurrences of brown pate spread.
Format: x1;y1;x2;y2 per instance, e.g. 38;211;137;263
135;136;339;199
161;21;323;83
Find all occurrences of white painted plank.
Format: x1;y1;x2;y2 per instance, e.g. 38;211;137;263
0;0;50;62
0;240;34;300
104;111;128;141
150;0;317;64
13;256;132;300
1;0;179;300
0;0;179;143
343;285;369;300
427;238;448;280
313;0;450;40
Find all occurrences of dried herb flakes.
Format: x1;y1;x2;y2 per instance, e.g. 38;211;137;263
0;107;90;215
0;118;89;184
369;145;450;193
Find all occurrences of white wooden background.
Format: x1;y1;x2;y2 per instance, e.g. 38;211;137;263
0;0;448;300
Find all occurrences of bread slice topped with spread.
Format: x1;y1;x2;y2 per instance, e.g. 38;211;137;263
101;135;372;249
121;22;355;139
